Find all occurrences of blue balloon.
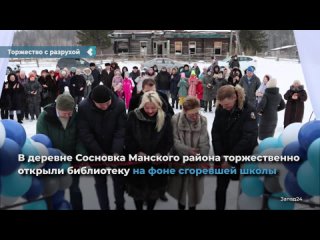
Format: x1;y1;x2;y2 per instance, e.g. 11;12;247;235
1;119;26;147
0;138;22;176
297;161;320;196
23;177;44;201
298;120;320;151
285;171;312;199
277;134;284;147
1;171;32;197
42;148;62;169
23;200;47;210
307;138;320;170
241;176;264;197
282;141;307;174
258;137;281;153
51;190;65;209
22;141;39;158
57;200;72;210
31;134;53;148
268;192;295;210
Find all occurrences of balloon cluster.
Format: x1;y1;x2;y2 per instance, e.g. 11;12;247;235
0;120;72;210
239;121;320;210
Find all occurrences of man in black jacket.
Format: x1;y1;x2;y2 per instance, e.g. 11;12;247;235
78;85;127;210
128;78;174;118
90;63;101;90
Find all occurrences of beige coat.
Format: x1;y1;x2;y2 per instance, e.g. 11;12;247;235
167;112;210;207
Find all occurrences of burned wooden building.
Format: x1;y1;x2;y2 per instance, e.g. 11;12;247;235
109;30;235;59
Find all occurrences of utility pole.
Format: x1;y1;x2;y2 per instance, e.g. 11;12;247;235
229;30;233;57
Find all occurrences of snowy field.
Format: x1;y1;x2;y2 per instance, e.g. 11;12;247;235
12;57;316;210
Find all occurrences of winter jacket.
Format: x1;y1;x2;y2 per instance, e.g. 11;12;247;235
37;103;87;157
239;74;261;109
284;85;307;128
177;78;189;97
125;108;173;201
168;112;210;206
211;102;258;180
257;87;285;140
24;79;42;105
78;91;127;156
155;71;171;91
188;75;199;97
100;69;114;89
7;76;25;111
82;68;94;98
170;73;180;97
202;74;215;101
70;74;86;98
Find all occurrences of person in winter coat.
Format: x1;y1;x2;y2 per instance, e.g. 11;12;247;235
257;78;285;140
82;68;94;98
123;72;134;109
256;74;271;105
168;97;210;210
134;72;146;95
125;91;173;210
196;78;203;109
112;69;124;100
191;63;201;77
178;72;189;108
100;63;114;89
188;70;199;97
90;62;102;89
255;74;271;125
7;73;25;123
229;55;240;69
211;85;258;210
128;78;174;117
213;71;228;105
1;80;10;119
202;71;215;112
283;80;308;128
145;67;157;80
38;71;57;107
239;66;261;109
155;67;171;99
181;65;191;79
69;69;86;105
170;68;180;109
129;66;140;95
121;66;129;79
37;93;87;210
57;70;70;95
228;68;242;86
17;70;29;120
77;85;127;210
25;73;42;120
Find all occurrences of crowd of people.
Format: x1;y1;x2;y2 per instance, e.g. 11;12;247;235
0;58;308;210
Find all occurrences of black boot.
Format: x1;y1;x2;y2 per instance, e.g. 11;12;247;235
9;115;14;120
17;114;23;124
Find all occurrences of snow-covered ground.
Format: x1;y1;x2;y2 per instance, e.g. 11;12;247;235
14;57;316;210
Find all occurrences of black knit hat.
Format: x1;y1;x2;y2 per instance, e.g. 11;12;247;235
91;85;112;103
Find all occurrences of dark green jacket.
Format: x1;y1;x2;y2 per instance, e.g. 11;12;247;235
36;103;87;157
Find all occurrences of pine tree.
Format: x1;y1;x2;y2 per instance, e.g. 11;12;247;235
76;30;112;51
239;30;268;54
